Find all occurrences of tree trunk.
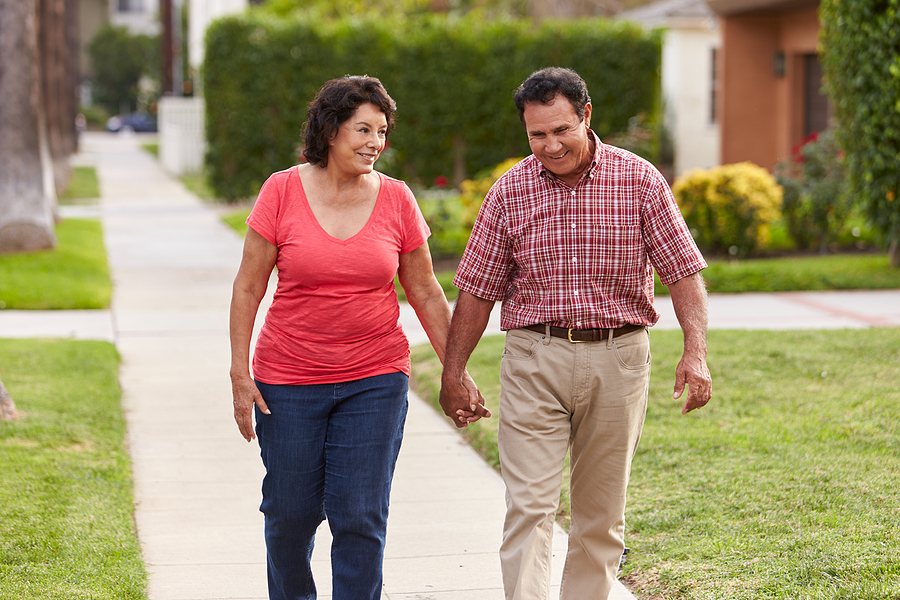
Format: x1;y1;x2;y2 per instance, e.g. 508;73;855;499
0;0;57;254
0;378;18;421
889;237;900;269
38;0;79;196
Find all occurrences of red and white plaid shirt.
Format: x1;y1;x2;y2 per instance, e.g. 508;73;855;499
454;132;707;330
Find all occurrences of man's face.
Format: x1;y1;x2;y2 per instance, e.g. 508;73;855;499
522;94;593;186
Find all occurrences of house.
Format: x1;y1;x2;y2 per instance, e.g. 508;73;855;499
618;0;722;178
707;0;827;169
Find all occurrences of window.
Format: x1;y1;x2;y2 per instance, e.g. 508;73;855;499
804;54;830;136
117;0;144;12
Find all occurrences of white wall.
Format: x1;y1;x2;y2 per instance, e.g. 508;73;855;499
661;22;721;177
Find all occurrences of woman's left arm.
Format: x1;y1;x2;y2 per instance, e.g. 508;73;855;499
398;243;452;361
398;243;490;423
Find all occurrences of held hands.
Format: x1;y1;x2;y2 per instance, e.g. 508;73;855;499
673;351;712;415
231;374;270;442
439;369;491;428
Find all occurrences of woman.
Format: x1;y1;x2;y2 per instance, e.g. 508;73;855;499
229;75;489;600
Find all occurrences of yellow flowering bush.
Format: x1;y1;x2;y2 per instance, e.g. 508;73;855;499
459;158;522;229
673;162;783;256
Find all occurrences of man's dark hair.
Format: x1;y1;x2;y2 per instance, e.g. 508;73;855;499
513;67;591;124
303;75;396;168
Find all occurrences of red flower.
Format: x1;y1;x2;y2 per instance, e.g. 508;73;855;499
434;176;448;188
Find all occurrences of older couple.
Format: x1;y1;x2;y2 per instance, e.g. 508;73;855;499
230;69;711;600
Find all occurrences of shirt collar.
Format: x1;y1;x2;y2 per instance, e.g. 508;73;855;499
534;130;605;183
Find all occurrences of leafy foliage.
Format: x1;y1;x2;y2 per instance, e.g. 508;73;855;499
202;12;661;201
672;162;782;257
773;129;854;254
87;25;159;115
820;0;900;262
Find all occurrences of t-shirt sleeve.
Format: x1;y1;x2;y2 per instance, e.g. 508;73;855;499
398;181;430;254
245;174;282;245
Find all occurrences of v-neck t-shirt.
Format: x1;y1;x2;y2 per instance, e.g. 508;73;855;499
246;167;430;385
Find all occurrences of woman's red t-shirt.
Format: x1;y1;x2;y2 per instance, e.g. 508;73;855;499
247;167;429;385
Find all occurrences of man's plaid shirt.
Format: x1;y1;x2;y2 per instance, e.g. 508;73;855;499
453;132;707;331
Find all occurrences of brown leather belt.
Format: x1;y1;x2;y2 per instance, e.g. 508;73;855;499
522;323;645;343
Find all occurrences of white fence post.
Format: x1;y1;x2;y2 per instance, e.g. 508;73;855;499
159;96;206;175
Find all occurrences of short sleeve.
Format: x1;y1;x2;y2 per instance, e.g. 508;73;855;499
246;174;282;245
641;174;707;285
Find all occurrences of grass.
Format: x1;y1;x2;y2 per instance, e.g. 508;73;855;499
410;328;900;598
222;209;250;237
180;172;217;200
0;218;111;310
57;166;100;203
682;252;900;295
0;339;147;600
141;142;158;158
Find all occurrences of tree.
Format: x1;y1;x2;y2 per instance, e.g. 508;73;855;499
0;0;57;254
0;378;17;421
88;24;160;115
820;0;900;267
38;0;79;195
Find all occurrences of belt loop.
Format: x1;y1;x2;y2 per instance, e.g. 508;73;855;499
606;327;615;349
544;324;551;338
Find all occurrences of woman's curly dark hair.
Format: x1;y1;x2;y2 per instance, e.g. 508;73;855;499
302;76;397;168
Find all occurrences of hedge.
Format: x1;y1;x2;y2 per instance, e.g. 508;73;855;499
820;0;900;264
203;12;661;201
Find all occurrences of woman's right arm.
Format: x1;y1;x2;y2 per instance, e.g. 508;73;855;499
230;228;278;442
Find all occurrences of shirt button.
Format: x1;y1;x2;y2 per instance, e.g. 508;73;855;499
571;190;576;197
571;223;576;229
572;257;577;263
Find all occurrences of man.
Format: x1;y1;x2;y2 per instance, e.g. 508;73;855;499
439;67;712;600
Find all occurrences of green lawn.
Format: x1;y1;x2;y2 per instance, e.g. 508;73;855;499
57;166;100;203
686;252;900;294
0;219;111;309
0;339;147;600
410;327;900;599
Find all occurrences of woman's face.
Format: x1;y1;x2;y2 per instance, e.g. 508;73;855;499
328;102;387;175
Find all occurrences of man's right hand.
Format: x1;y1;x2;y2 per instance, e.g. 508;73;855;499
440;370;491;428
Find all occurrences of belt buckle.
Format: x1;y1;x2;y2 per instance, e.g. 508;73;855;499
567;328;586;343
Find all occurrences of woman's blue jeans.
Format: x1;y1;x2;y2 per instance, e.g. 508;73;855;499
254;372;409;600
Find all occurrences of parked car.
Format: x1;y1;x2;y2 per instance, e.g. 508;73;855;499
106;112;157;133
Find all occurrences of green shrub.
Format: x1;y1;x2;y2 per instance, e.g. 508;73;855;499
672;162;782;257
820;0;900;266
417;189;471;259
203;12;661;201
773;129;853;254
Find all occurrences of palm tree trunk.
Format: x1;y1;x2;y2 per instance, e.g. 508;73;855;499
0;0;57;253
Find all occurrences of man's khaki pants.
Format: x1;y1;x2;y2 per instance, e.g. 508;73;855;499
498;326;650;600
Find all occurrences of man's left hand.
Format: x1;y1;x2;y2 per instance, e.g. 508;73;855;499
674;351;711;414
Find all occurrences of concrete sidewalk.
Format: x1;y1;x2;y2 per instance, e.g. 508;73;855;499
3;131;900;600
